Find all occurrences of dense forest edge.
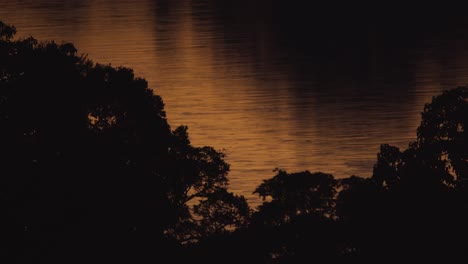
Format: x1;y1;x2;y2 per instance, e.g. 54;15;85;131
1;21;467;263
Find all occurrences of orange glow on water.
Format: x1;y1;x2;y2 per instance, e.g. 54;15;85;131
3;0;468;207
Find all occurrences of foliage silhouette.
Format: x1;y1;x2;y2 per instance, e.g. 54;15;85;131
416;86;467;186
248;170;341;262
243;86;468;262
193;188;251;236
0;21;247;263
254;169;338;221
354;86;468;261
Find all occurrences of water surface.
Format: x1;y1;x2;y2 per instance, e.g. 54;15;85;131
2;0;468;205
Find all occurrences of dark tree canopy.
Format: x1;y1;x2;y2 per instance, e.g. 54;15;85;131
363;87;468;261
372;86;467;192
0;21;16;41
193;188;251;237
0;21;247;263
248;170;341;262
416;86;467;184
372;144;404;189
254;169;338;222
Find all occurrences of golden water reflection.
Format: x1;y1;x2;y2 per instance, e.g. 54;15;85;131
2;0;468;206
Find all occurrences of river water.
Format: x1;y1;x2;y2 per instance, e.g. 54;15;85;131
2;0;468;206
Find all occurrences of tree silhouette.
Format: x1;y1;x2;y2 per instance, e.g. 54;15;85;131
254;169;338;222
0;21;16;41
249;170;340;262
0;21;247;263
372;144;404;189
193;188;250;237
416;86;467;187
357;87;468;261
246;87;468;262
